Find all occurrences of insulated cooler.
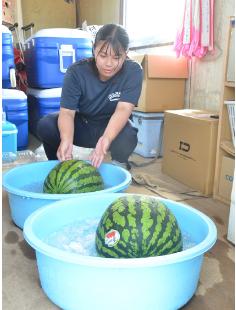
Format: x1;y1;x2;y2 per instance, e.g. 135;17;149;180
27;88;61;137
2;25;16;89
132;111;164;158
2;89;28;150
24;28;93;88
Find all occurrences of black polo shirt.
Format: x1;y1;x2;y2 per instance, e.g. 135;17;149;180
60;58;143;121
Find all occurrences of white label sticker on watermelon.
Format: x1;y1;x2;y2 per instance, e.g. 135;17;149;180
105;229;120;247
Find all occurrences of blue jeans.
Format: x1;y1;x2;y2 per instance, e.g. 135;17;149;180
37;112;138;163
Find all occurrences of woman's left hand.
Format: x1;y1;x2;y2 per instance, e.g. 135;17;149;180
89;136;110;168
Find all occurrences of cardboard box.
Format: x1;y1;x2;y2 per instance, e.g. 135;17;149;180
218;156;235;200
129;52;188;112
162;109;219;195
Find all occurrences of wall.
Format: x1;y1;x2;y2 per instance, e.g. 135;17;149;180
21;0;76;35
188;0;235;111
77;0;120;26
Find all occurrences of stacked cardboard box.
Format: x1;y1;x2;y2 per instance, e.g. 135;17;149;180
130;52;188;157
162;109;219;195
218;156;235;200
130;52;188;112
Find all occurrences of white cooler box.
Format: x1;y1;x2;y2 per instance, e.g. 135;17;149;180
24;28;93;88
132;111;164;158
27;88;62;137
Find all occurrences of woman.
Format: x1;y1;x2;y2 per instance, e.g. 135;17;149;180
37;24;143;170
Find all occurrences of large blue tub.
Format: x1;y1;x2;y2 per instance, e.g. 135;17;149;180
3;161;131;229
23;193;217;310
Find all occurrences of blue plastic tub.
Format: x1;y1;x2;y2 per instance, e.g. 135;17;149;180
23;193;217;310
2;25;15;88
3;161;131;229
24;28;93;88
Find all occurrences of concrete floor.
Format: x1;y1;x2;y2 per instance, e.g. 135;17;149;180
2;135;235;310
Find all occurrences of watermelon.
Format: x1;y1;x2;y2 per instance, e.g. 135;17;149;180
96;195;183;258
43;159;104;194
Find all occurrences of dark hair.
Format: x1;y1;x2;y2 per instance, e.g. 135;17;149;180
94;24;129;56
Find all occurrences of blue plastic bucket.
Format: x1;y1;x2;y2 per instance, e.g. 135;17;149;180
23;193;217;310
3;161;131;229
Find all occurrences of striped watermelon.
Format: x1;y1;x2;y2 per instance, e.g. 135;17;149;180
96;195;183;258
43;160;104;194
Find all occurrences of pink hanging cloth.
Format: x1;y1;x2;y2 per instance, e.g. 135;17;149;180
174;0;214;59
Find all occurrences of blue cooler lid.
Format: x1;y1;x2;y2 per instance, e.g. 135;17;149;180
2;89;27;100
132;111;164;119
25;28;93;49
2;25;12;34
1;25;12;36
29;28;92;39
27;88;62;98
2;89;28;112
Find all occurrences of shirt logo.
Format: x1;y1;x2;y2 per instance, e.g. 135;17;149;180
108;92;121;102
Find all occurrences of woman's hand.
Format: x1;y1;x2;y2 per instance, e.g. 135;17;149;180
57;140;73;161
90;102;134;168
89;136;110;168
57;107;75;161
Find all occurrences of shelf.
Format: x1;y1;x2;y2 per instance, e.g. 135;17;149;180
220;140;235;156
225;81;235;88
213;17;235;205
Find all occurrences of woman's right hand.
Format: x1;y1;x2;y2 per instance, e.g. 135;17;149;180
57;140;73;161
57;107;76;161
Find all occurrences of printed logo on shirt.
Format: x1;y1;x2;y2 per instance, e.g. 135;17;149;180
108;92;121;102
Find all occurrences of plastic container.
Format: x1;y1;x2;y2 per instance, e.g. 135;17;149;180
132;111;164;157
2;112;18;161
2;89;29;150
3;160;132;229
2;25;16;89
23;193;217;310
27;88;61;137
24;28;93;88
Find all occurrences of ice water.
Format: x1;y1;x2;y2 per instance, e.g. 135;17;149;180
45;218;100;256
45;218;197;257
